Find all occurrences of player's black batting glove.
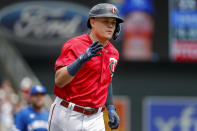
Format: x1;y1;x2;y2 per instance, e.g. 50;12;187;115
79;40;103;63
107;105;120;130
67;40;103;76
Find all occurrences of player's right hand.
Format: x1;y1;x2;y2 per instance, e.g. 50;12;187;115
79;41;103;62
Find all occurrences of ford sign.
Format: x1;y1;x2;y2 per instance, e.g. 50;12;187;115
143;97;197;131
0;1;89;46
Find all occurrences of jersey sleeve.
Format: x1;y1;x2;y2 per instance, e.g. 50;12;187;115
55;41;79;71
14;111;25;131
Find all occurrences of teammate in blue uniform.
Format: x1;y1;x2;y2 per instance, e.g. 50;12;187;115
13;85;49;131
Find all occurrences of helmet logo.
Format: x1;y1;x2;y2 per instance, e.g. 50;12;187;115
110;7;117;14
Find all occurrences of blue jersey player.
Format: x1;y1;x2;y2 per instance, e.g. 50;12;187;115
13;85;49;131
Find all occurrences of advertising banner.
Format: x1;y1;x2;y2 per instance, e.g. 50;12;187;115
0;1;89;56
143;97;197;131
169;0;197;62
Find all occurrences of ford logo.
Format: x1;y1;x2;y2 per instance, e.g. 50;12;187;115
0;1;89;46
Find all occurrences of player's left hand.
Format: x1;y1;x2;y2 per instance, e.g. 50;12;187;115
107;105;120;130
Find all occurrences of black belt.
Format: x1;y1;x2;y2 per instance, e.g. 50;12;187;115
60;100;105;115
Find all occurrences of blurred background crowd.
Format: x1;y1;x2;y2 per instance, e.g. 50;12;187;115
0;0;197;131
0;77;52;130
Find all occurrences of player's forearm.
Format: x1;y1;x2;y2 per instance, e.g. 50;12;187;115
55;66;74;88
105;82;114;107
55;57;86;88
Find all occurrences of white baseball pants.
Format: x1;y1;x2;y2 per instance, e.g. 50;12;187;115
48;97;105;131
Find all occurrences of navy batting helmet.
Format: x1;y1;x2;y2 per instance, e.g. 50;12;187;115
87;3;124;40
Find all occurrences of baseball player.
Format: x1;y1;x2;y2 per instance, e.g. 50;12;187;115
48;3;124;131
13;85;49;131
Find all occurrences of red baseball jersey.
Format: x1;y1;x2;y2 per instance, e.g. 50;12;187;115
54;34;119;108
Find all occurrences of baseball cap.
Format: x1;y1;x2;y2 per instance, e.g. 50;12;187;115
30;85;46;96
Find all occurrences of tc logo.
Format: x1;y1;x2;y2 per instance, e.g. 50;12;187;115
110;7;118;15
109;58;117;77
